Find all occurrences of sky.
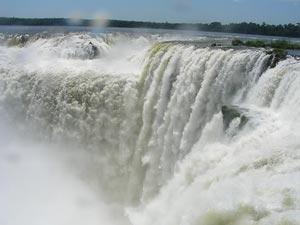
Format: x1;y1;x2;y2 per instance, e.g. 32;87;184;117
1;0;300;24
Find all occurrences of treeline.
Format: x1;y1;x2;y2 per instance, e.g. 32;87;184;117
199;22;300;37
0;17;179;29
0;17;300;38
0;17;88;26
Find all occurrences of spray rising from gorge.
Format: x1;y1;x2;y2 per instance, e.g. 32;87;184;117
0;31;300;225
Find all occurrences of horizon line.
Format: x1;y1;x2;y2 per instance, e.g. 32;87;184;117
1;16;299;26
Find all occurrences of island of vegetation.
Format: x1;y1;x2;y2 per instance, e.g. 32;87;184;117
232;39;300;49
0;17;300;38
231;39;300;67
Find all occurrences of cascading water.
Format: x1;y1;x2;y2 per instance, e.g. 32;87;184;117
0;31;299;225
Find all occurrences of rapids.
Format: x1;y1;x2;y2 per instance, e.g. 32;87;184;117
0;31;300;225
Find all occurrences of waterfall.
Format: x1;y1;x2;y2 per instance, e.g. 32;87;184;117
1;32;300;225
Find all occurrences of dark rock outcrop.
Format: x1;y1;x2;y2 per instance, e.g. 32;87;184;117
221;105;248;130
266;49;287;68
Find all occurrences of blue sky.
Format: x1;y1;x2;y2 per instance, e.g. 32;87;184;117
1;0;300;24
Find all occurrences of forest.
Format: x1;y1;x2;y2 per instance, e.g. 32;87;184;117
0;17;300;38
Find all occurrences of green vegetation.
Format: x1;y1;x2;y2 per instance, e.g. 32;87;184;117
1;17;300;38
0;17;69;26
231;39;244;46
244;40;266;48
231;39;298;67
231;39;296;67
232;38;300;50
269;48;287;60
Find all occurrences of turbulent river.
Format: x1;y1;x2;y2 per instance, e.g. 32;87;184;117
0;30;300;225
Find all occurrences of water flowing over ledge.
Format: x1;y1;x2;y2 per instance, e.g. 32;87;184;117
0;32;300;225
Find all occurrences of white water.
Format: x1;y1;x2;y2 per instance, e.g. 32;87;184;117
0;32;300;225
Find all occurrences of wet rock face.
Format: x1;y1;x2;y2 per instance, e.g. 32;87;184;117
87;41;99;59
221;105;248;130
266;49;287;68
